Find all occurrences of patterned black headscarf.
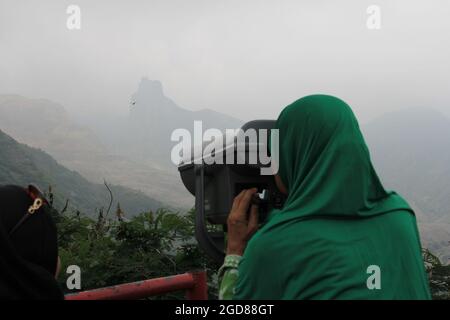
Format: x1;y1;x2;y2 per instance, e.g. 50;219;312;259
0;185;63;299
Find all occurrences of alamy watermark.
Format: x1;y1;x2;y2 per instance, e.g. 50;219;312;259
66;5;81;30
366;265;381;290
64;5;382;31
66;264;81;290
367;5;381;30
170;121;279;176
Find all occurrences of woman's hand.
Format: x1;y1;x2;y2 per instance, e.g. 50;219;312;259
226;188;259;256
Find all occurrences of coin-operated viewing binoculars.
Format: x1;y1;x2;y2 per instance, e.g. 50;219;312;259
178;120;285;263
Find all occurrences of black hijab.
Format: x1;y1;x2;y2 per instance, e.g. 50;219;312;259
0;185;63;299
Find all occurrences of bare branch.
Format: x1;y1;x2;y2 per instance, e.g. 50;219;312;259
103;179;113;218
61;199;69;214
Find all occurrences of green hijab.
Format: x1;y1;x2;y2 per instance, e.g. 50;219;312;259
268;94;411;223
234;95;431;299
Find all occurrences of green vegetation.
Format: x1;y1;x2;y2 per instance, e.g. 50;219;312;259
53;204;220;299
423;249;450;299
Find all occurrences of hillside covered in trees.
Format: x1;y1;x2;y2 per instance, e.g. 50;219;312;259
0;129;164;217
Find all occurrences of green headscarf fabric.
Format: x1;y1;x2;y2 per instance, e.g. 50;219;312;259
233;95;431;299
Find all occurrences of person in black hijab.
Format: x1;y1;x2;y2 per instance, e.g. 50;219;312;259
0;184;63;299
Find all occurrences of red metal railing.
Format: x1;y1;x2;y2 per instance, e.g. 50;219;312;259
65;271;208;300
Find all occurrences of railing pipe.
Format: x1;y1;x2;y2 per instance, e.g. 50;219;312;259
65;271;208;300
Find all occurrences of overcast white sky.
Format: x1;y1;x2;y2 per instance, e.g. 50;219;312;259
0;0;449;123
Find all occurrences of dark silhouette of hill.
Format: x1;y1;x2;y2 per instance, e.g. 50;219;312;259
0;129;165;216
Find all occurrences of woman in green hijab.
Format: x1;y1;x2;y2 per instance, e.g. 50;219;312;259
218;94;431;300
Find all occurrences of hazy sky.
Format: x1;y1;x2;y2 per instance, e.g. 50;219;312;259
1;0;449;123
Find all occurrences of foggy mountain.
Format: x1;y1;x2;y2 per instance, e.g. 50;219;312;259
363;107;450;222
0;129;164;217
0;94;194;208
363;108;450;262
0;80;243;209
88;77;243;167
